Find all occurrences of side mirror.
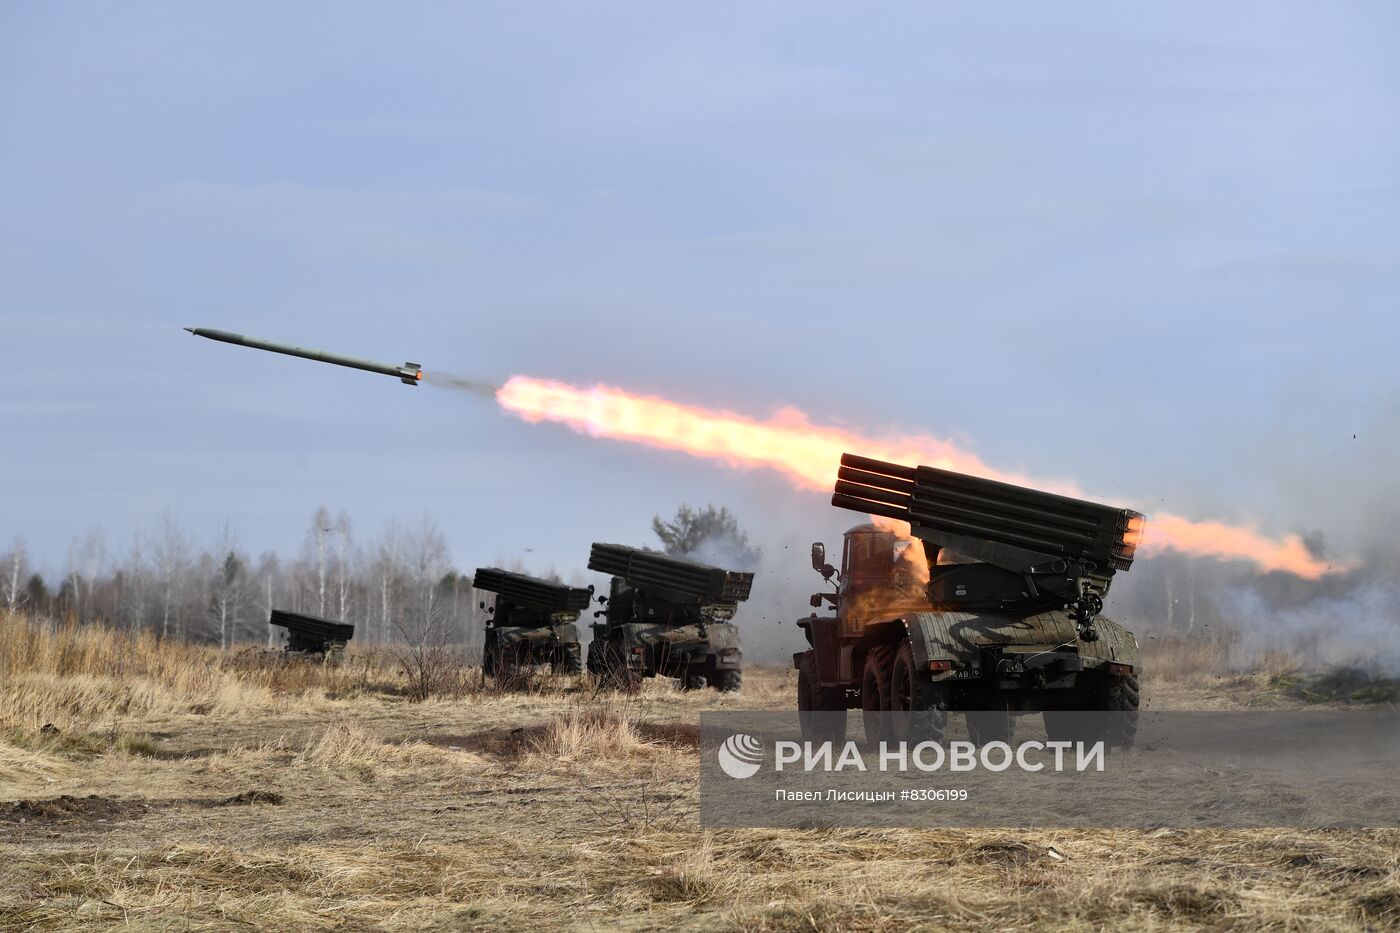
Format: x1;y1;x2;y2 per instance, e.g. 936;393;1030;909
811;543;825;572
809;594;823;608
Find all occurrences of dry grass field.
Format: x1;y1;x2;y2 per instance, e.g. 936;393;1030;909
1;612;1397;931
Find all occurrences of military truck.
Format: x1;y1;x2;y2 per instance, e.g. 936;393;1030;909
586;543;753;692
474;567;592;679
269;609;354;660
796;453;1145;748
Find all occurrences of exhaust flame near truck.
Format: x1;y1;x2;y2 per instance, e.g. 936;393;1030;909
495;375;1339;580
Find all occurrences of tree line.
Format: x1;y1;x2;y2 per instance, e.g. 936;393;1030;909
0;508;487;649
0;503;754;651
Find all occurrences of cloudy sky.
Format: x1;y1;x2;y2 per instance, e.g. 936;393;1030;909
3;2;1398;588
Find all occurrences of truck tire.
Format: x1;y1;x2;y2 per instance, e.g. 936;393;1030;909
1101;672;1139;749
1042;709;1096;745
797;651;846;746
555;648;583;676
492;649;520;688
604;643;641;693
1042;673;1139;749
966;709;1014;746
586;641;604;676
861;645;895;749
889;640;948;743
711;669;742;693
681;669;708;691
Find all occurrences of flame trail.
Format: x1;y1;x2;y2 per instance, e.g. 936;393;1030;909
496;376;1341;580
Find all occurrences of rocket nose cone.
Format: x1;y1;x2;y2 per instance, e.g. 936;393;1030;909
184;327;196;334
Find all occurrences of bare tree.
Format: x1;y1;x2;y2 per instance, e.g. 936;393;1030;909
63;526;107;622
253;551;281;647
151;511;192;639
2;538;29;612
302;507;334;618
391;515;463;699
370;520;407;645
1;537;28;610
208;523;248;649
332;510;355;622
118;533;152;632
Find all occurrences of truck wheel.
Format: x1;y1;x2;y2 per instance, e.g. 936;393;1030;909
604;643;641;693
861;645;895;749
1042;709;1098;745
492;650;519;689
586;642;604;676
681;669;708;691
966;709;1014;746
889;640;948;743
555;649;583;676
711;669;742;693
797;651;846;746
1101;672;1139;749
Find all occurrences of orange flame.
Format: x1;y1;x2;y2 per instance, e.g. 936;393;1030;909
496;376;1342;580
869;515;931;586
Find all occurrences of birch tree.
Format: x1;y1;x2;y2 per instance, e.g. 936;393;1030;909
332;510;355;623
253;551;281;647
303;507;334;618
2;538;29;612
151;511;192;639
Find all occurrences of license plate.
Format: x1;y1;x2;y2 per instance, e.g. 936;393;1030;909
951;669;980;680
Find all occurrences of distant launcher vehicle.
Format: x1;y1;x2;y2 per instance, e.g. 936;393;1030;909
269;609;355;658
586;543;753;692
473;568;593;679
798;453;1146;749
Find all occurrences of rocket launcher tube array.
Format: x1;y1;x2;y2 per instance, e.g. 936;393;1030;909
471;568;593;613
587;543;755;605
832;453;1146;576
185;327;424;385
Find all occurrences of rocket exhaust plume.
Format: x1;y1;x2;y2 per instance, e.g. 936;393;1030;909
496;376;1343;580
179;327;1342;579
424;371;499;398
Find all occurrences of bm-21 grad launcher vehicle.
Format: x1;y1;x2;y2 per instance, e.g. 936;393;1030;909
474;568;593;679
587;543;753;692
797;453;1146;748
269;609;355;660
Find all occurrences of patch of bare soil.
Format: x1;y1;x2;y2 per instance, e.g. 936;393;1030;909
411;724;548;757
207;790;284;807
0;794;150;825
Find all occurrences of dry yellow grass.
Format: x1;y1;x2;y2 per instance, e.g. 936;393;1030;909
2;611;1396;931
